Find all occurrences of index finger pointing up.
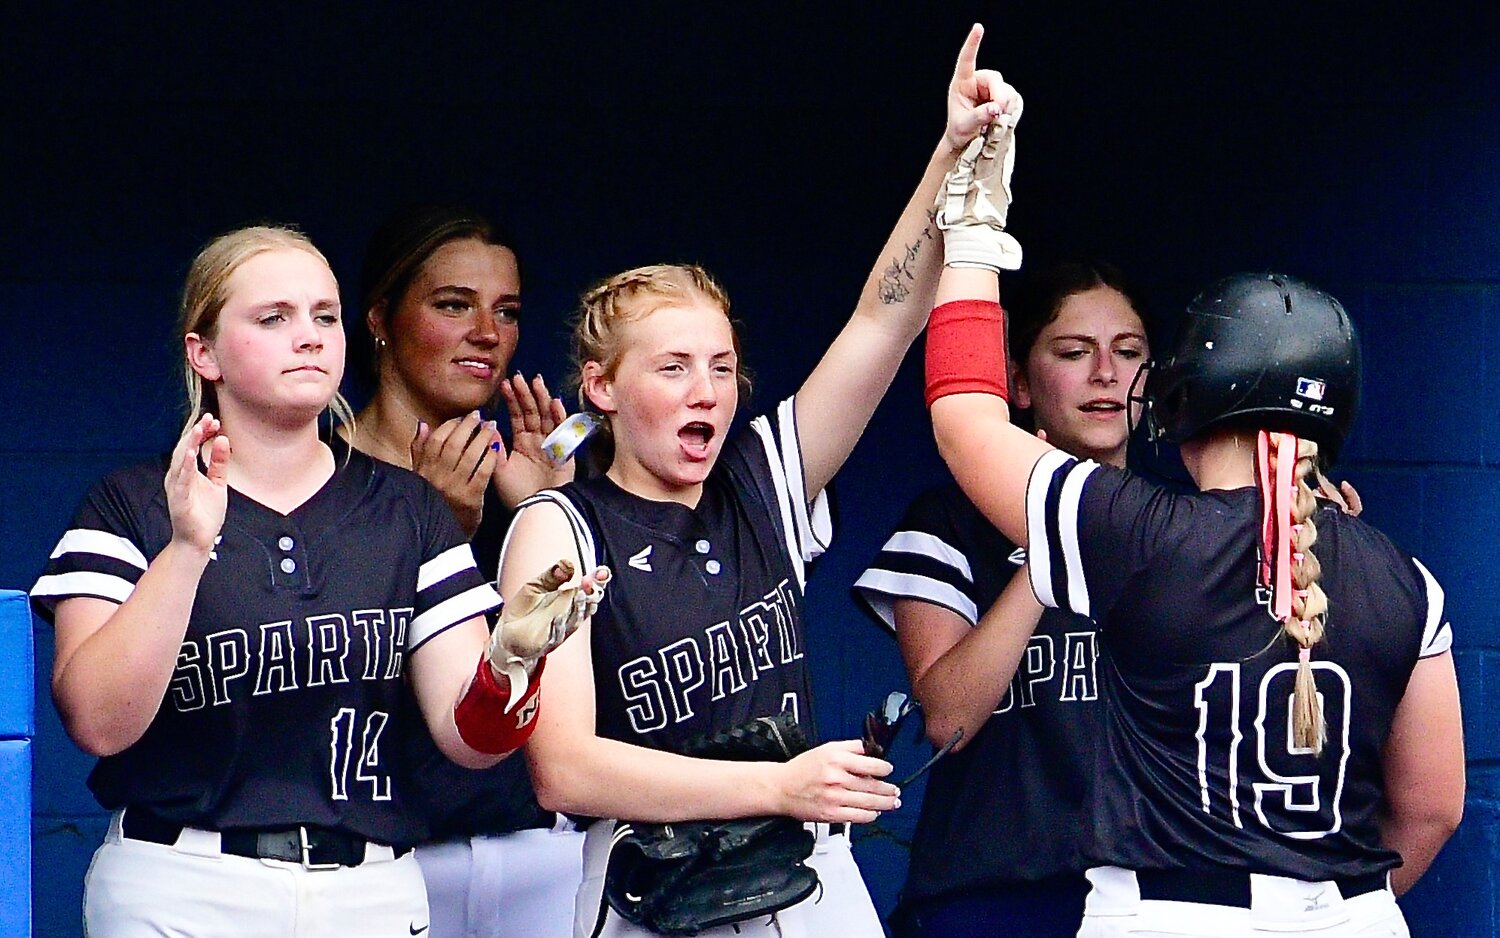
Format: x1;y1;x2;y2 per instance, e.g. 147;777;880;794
953;23;984;82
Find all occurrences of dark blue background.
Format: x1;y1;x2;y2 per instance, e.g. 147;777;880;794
4;5;1498;935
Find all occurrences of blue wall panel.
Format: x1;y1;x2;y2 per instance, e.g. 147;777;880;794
0;740;32;938
0;591;34;938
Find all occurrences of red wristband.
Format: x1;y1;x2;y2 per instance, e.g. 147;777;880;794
453;655;547;755
924;299;1009;407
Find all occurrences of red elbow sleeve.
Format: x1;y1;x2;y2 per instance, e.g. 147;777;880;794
453;655;547;756
924;299;1009;408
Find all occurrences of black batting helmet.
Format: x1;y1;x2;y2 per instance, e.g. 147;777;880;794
1132;272;1361;463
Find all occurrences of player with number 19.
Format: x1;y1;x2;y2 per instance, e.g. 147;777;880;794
30;226;599;937
923;58;1464;937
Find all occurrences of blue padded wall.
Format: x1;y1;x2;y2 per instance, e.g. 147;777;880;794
5;5;1498;936
0;592;35;937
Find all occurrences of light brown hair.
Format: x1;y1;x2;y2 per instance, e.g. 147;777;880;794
569;264;752;469
179;225;355;434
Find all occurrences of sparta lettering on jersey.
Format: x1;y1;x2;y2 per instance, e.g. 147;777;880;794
31;448;500;845
513;399;827;754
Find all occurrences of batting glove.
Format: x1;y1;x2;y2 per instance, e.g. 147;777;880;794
489;559;607;709
938;113;1023;272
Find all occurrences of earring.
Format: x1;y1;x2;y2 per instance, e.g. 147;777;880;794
375;337;388;349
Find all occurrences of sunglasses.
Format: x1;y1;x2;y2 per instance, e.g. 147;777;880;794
862;691;963;788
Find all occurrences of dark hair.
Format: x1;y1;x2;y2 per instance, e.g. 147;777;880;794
1006;259;1148;365
349;204;521;396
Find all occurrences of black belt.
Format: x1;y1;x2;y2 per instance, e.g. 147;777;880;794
829;822;847;836
121;808;406;869
1135;868;1387;908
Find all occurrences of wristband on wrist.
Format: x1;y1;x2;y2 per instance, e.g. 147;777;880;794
453;654;548;755
924;299;1010;407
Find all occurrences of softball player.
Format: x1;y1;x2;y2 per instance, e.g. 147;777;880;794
496;27;1023;937
30;226;591;937
854;261;1149;938
923;105;1464;937
345;205;583;938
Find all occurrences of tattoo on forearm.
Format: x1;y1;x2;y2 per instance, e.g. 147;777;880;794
877;210;940;305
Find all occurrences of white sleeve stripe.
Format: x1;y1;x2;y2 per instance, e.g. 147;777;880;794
408;583;501;650
1025;449;1074;609
417;545;478;592
1058;461;1100;618
49;529;148;569
506;492;598;571
852;569;979;627
750;412;808;588
777;398;833;557
1411;558;1453;657
30;571;134;604
879;531;974;582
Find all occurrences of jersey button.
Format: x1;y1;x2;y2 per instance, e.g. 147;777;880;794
280;557;297;574
278;536;295;551
694;540;711;554
705;560;722;575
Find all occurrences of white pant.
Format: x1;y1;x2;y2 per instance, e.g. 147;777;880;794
84;810;427;938
575;820;884;938
1077;867;1410;938
416;825;586;938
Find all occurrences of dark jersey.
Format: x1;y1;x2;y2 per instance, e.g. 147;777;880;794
30;447;501;847
403;492;555;839
515;398;828;754
853;483;1101;902
1025;452;1452;880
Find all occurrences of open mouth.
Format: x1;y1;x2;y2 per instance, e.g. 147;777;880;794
454;358;496;378
679;421;716;458
1079;400;1124;414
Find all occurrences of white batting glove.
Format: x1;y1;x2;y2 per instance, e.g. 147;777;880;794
489;559;609;709
938;114;1023;272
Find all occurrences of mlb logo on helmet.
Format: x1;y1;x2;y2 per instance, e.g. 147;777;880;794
1295;377;1326;401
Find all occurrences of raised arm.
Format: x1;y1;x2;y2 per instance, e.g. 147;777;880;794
1380;650;1465;895
922;30;1053;545
796;24;1020;500
502;503;900;823
51;415;229;756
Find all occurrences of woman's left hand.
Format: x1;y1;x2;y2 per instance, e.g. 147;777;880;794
946;23;1023;153
492;374;574;508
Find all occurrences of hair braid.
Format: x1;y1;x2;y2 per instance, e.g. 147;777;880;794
1278;437;1328;753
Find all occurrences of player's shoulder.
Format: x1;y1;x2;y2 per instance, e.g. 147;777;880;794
335;442;437;512
904;482;1016;548
724;399;799;481
85;454;173;519
1321;506;1430;589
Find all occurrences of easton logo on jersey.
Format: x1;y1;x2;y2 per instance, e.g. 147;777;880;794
628;545;653;572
